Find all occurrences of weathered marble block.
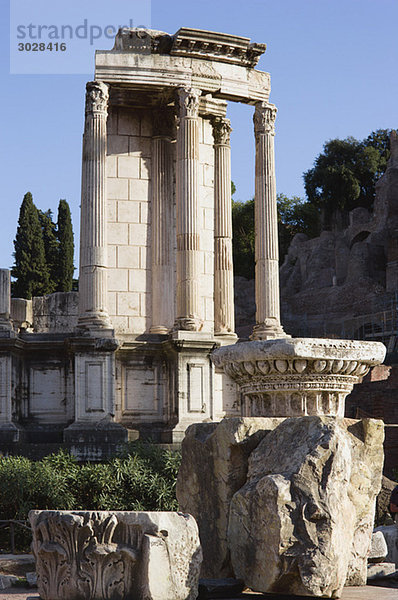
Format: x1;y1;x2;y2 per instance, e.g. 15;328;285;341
176;417;285;578
29;510;202;600
228;417;384;598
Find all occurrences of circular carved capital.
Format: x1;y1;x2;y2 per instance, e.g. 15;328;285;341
253;102;277;137
85;81;109;115
211;117;232;146
177;87;201;119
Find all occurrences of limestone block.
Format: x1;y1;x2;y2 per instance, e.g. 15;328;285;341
228;417;384;597
117;292;140;316
117;246;140;269
129;223;148;246
30;510;202;600
129;179;150;201
128;269;148;293
108;223;129;245
117;200;140;223
367;562;397;580
140;202;150;224
374;525;398;566
107;178;129;200
118;109;140;136
106;156;117;177
129;136;151;157
177;417;285;578
107;135;129;155
107;199;117;222
26;572;37;587
0;575;19;590
108;268;128;292
118;156;140;179
369;530;388;562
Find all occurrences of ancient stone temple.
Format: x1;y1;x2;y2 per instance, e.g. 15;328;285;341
0;27;285;452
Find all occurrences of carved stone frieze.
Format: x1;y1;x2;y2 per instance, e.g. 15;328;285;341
212;337;386;417
30;510;202;600
85;81;109;115
253;102;277;137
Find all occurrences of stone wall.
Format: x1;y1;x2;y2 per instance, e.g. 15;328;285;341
106;106;153;334
106;107;215;335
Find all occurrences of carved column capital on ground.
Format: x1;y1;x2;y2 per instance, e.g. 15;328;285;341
211;116;232;146
253;102;277;137
85;81;109;115
176;87;201;118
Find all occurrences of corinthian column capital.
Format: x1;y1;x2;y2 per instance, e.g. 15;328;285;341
253;102;277;137
212;117;232;146
177;87;201;118
85;81;109;115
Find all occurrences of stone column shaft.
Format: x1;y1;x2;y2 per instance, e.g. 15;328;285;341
213;118;235;334
252;102;286;340
150;110;175;333
78;81;111;331
175;88;202;331
0;270;12;330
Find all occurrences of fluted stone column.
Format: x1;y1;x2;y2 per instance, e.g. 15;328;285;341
174;88;202;331
0;270;12;330
150;108;175;334
252;102;287;340
78;81;112;332
212;117;235;335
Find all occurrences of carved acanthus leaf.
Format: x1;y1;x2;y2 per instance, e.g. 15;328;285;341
85;81;109;115
177;88;200;118
212;117;232;146
253;102;277;136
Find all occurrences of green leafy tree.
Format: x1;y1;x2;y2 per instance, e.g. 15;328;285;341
232;199;255;278
277;194;320;259
56;199;74;292
12;192;50;299
38;209;59;293
232;194;317;277
303;129;393;230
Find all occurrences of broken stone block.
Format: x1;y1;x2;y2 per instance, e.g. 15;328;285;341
368;531;388;563
25;571;37;587
228;417;384;598
176;417;284;578
29;510;202;600
0;575;19;590
374;525;398;567
367;562;397;580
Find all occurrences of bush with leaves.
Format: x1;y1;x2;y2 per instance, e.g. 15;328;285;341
0;444;180;536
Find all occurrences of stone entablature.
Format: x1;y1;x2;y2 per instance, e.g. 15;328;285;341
96;28;270;105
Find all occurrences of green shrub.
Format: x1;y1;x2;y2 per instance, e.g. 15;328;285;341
0;444;181;552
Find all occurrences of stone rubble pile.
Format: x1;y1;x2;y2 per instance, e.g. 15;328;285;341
367;530;397;581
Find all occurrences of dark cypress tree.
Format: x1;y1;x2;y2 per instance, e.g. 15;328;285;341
56;199;74;292
38;209;59;293
12;192;50;299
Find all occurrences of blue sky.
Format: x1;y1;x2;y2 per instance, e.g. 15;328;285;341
1;0;397;271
